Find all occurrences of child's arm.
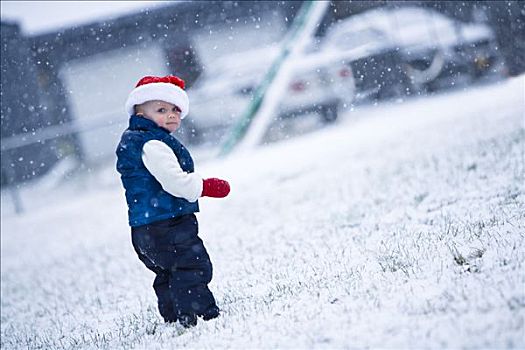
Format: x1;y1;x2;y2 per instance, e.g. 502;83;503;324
142;140;203;202
142;140;230;201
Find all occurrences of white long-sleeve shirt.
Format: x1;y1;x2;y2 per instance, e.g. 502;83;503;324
141;140;203;203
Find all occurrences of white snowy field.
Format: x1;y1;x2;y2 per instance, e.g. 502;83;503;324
1;77;524;349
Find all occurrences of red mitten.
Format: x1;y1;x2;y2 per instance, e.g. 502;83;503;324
202;178;230;198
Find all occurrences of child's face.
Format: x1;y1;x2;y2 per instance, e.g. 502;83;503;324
136;100;182;133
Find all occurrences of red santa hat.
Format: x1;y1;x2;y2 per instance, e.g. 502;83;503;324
125;75;189;118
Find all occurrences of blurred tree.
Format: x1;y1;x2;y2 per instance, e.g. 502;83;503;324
483;1;525;76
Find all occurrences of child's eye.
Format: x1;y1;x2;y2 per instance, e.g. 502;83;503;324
172;107;181;113
157;108;166;113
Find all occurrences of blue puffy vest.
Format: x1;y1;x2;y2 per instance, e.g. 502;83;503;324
116;115;199;227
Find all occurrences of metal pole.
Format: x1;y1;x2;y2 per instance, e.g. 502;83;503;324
1;153;23;214
219;0;330;155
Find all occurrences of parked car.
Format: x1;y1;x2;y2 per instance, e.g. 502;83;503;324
180;45;356;145
320;6;505;101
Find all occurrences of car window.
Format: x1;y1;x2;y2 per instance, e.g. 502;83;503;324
333;28;387;50
190;45;279;91
389;8;459;48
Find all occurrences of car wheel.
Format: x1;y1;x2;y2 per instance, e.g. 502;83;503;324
320;104;338;123
377;84;396;100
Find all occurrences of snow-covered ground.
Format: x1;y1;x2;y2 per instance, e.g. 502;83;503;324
1;77;524;349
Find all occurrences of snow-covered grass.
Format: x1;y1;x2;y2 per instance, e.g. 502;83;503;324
1;77;524;349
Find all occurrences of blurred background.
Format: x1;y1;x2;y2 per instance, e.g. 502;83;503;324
1;0;524;211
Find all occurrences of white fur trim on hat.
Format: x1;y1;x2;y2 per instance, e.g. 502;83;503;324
125;82;189;118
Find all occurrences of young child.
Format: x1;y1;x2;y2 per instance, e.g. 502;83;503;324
116;75;230;328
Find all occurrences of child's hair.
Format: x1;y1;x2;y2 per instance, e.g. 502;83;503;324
134;104;145;116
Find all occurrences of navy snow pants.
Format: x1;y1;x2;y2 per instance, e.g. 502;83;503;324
131;214;217;322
